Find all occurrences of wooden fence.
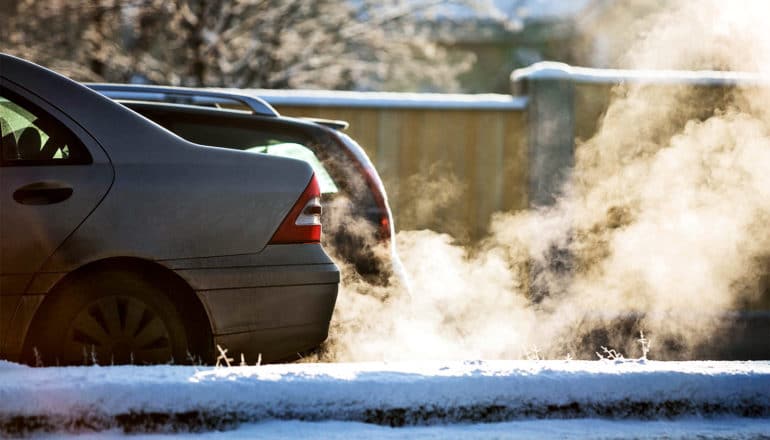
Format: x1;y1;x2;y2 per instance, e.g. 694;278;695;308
243;90;529;241
234;66;766;240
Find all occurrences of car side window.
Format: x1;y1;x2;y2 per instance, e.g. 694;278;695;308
0;91;91;166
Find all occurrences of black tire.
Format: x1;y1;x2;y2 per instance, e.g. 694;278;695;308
24;270;190;366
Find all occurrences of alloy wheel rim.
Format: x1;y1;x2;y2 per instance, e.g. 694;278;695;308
64;295;173;365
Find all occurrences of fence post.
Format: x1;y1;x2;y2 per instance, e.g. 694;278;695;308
511;62;575;207
511;63;576;302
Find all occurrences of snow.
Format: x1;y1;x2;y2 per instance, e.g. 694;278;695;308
422;0;591;22
511;61;770;87
1;360;769;436
216;88;528;110
38;418;770;440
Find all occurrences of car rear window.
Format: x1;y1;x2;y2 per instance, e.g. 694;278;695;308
246;143;338;193
135;112;340;194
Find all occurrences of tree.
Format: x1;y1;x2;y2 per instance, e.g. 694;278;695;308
1;0;497;91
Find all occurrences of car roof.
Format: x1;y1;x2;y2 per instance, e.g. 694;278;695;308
86;83;280;117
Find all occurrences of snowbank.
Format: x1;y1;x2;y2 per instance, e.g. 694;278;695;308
39;418;770;440
1;360;769;435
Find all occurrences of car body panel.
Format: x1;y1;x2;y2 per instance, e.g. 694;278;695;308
0;295;43;361
0;74;115;359
0;79;114;276
41;151;312;271
1;55;315;270
165;244;339;362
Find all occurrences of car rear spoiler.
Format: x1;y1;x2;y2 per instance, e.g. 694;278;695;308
301;117;349;131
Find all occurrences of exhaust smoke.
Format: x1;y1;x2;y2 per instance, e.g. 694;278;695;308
319;0;770;362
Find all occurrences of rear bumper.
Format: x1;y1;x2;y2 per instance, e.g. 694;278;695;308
163;244;339;362
202;281;337;363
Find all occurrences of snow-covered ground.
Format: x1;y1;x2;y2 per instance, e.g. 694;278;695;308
2;359;769;437
40;418;770;440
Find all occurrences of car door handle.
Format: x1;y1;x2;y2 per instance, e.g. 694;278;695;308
13;182;73;205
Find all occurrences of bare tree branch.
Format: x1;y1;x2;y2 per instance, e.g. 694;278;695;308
1;0;495;91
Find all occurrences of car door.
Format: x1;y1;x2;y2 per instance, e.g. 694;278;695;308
0;83;113;293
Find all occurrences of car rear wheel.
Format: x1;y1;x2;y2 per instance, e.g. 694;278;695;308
24;270;189;366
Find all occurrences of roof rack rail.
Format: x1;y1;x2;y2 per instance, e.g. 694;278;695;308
86;83;280;117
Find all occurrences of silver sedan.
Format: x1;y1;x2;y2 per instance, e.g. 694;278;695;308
0;54;339;366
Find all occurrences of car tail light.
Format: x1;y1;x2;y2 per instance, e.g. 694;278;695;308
334;131;394;242
380;215;391;240
269;174;322;244
364;167;392;241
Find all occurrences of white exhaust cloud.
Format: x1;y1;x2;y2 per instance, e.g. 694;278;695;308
319;0;770;362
